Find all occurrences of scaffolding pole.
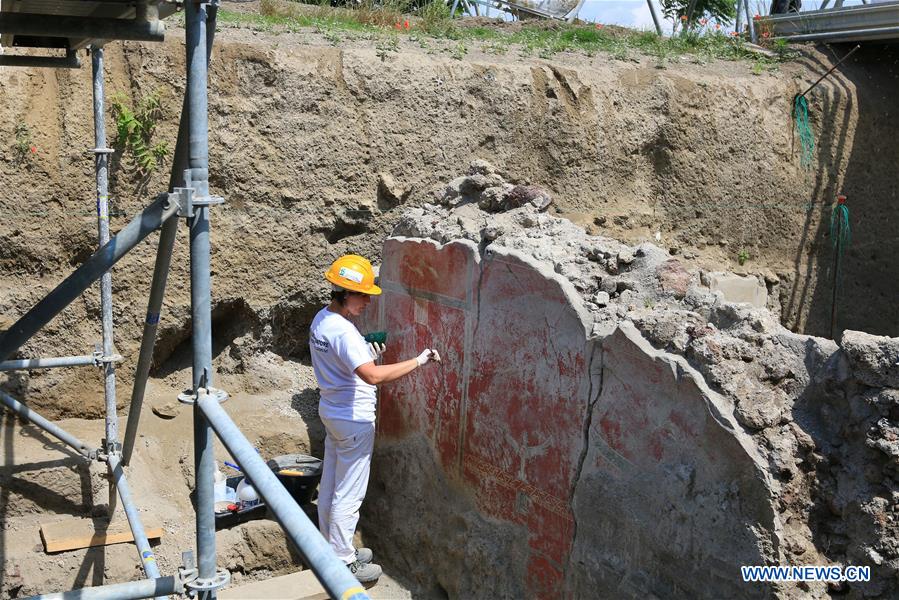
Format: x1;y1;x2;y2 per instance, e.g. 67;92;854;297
107;454;164;593
197;396;370;600
122;4;219;467
0;49;80;68
91;45;121;520
185;0;221;594
0;390;98;458
26;575;182;600
120;214;176;466
744;0;758;43
0;13;165;42
0;355;97;371
647;0;664;35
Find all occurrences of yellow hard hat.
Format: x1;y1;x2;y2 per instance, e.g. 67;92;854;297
325;254;382;295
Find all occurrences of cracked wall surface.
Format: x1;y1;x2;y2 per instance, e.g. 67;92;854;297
566;323;778;599
364;234;780;597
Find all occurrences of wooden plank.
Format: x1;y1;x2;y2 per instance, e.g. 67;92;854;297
220;569;329;600
40;518;163;553
219;570;400;600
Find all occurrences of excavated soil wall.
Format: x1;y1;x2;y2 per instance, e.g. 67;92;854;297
2;26;899;423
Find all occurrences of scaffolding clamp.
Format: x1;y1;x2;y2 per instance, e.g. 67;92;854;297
169;187;225;219
89;147;115;155
180;551;230;597
92;349;124;367
96;441;122;462
177;386;228;405
184;570;230;597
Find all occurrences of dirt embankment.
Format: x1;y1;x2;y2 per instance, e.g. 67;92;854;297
2;23;897;419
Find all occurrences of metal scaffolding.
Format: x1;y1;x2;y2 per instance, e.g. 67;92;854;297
0;2;370;599
763;0;899;43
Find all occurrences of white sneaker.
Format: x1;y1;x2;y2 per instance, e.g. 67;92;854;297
347;559;382;583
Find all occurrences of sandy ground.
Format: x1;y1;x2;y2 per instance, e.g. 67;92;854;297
0;355;416;598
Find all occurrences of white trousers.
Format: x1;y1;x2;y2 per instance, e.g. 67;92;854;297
317;417;375;564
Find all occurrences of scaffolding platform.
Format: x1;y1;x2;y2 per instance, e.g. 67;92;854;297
0;0;178;67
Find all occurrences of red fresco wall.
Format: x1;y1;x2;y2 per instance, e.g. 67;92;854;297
367;238;590;597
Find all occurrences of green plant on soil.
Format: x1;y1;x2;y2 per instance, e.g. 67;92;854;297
317;22;344;45
651;38;671;69
450;40;468;60
110;90;169;176
376;33;400;60
13;122;34;163
482;39;508;55
230;0;792;66
409;31;430;49
738;249;750;265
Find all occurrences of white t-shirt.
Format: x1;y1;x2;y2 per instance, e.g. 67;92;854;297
309;307;377;423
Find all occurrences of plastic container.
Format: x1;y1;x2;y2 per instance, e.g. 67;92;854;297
267;454;323;506
363;331;388;345
214;461;228;502
236;476;260;510
214;476;266;530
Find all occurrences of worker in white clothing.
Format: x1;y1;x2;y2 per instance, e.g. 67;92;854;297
310;254;441;583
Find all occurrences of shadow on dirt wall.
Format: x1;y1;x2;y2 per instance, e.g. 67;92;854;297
783;46;852;336
798;44;899;339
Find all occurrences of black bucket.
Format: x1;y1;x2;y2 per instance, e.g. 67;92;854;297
268;454;322;506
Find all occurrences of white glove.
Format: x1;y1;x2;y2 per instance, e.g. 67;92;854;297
416;349;441;366
367;342;386;360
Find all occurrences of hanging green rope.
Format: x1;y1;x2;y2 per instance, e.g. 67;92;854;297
794;95;815;169
791;46;861;172
829;195;851;338
829;195;851;253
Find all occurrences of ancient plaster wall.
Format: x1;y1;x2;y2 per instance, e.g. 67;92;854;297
566;323;778;599
362;234;781;598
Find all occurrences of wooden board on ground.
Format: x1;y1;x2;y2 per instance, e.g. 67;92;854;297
220;569;404;600
220;570;330;600
40;518;163;553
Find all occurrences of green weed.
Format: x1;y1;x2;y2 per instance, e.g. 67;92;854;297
110;90;169;176
13;122;34;163
483;39;509;55
317;22;344;45
450;40;468;60
221;2;796;66
376;34;400;61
